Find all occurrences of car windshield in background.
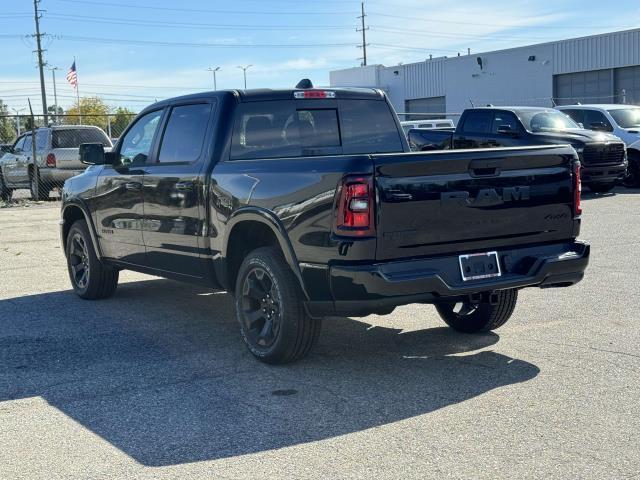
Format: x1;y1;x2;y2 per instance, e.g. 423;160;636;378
519;110;581;132
52;129;112;149
608;108;640;128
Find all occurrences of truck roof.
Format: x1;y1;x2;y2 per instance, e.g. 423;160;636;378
556;104;639;110
472;106;556;113
144;87;384;111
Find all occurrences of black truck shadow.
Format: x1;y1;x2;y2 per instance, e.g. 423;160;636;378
0;279;539;466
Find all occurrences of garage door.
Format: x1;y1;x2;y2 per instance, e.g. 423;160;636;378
554;69;613;105
404;96;446;120
615;66;640;105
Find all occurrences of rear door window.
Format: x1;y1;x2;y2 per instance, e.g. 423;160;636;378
158;103;213;163
52;128;111;148
561;109;584;125
461;111;493;134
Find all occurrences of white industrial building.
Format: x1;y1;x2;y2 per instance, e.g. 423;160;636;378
330;28;640;120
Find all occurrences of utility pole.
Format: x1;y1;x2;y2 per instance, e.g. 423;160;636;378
47;66;59;124
12;108;25;136
237;65;252;89
356;1;369;66
32;0;48;125
207;66;221;90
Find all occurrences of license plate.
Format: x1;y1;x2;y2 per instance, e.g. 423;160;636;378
459;251;502;281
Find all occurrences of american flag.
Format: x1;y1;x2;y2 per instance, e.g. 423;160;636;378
66;61;78;89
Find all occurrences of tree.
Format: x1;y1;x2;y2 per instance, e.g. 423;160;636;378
0;100;16;143
111;106;136;138
65;96;110;130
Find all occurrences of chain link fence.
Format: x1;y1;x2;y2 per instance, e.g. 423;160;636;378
0;113;136;207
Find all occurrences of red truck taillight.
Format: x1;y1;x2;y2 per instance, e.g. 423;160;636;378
574;161;582;216
335;175;375;236
46;153;56;168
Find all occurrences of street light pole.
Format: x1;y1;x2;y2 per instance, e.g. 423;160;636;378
206;66;221;90
11;108;25;136
237;64;252;89
47;66;59;124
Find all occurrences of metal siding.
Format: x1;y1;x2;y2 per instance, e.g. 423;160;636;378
402;60;445;99
554;30;640;74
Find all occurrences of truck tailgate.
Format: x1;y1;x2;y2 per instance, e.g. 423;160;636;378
53;147;84;170
373;145;577;261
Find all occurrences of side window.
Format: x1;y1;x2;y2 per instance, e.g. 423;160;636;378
158;103;213;163
562;109;584;125
35;130;48;152
119;110;163;166
583;110;613;132
491;112;519;133
22;135;33;154
461;111;493;134
13;136;25;152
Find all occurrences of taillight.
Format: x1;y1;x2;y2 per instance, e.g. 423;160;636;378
574;161;582;216
335;175;374;236
46;153;56;168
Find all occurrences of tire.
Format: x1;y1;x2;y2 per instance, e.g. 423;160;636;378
435;289;518;333
66;220;119;300
0;174;12;202
235;246;321;364
623;153;640;188
29;168;50;201
587;183;616;193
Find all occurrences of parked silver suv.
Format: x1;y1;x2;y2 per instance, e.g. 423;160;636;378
0;125;112;200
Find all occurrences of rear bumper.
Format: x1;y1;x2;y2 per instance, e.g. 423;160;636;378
39;168;86;185
305;240;589;317
581;163;626;184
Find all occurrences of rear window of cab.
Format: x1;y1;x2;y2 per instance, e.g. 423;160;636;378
230;99;403;160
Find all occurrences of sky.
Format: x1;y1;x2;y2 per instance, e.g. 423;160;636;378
1;0;639;114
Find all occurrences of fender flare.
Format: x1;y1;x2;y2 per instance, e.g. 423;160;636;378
222;207;309;299
61;199;104;259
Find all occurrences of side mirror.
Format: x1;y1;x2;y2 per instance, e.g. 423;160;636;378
497;125;518;136
79;143;107;165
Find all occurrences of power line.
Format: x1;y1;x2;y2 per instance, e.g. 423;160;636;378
52;0;359;15
45;13;353;30
51;34;357;49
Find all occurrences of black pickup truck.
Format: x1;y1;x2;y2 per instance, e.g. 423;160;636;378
408;106;627;193
61;84;589;363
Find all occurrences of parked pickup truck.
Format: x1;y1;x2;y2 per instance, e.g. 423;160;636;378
61;84;589;364
408;106;627;193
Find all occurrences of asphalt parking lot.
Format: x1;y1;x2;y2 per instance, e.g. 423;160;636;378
1;189;639;479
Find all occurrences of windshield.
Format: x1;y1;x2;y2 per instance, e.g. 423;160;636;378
520;111;580;132
608;108;640;129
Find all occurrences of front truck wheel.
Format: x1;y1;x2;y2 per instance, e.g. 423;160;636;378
435;289;518;333
235;246;321;364
66;220;119;299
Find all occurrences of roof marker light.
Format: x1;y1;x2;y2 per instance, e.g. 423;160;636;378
294;90;336;99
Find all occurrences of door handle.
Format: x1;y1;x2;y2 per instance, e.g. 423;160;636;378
175;181;194;191
124;181;142;191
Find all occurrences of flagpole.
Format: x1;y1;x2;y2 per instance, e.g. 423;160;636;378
75;57;81;123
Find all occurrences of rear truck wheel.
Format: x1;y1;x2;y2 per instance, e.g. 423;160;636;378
66;220;119;300
623;153;640;188
435;289;518;333
29;168;50;201
587;183;616;193
235;246;321;364
0;174;12;201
